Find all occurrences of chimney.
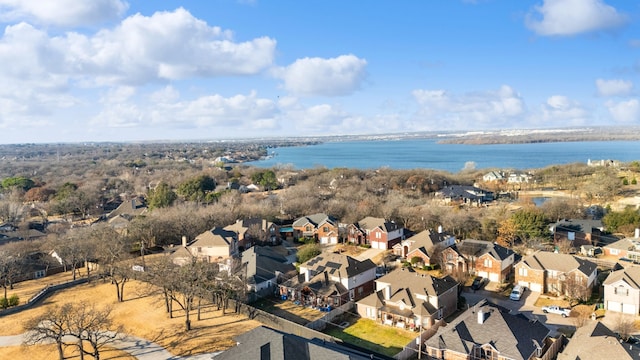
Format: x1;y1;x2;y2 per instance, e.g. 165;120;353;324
635;228;639;239
182;236;187;247
438;225;443;234
477;310;485;324
131;199;136;209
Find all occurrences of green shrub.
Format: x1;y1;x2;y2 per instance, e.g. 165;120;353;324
0;297;8;309
8;294;19;307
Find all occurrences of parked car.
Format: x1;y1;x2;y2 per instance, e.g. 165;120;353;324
510;285;525;301
541;305;571;317
471;276;486;290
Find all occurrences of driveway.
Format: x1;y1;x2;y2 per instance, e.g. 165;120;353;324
354;248;384;262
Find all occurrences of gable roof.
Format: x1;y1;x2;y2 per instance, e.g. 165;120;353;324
550;219;604;234
224;218;272;234
216;326;383;360
606;237;639;251
293;213;336;228
557;321;638;360
242;246;296;286
301;252;376;279
425;300;550;360
191;227;237;248
455;239;514;261
376;268;458;297
603;266;640;289
517;251;597;276
107;197;147;219
355;217;401;233
438;185;492;201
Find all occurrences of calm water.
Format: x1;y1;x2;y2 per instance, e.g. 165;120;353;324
248;139;640;173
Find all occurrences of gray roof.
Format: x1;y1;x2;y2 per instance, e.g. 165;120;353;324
517;251;597;277
603;266;640;289
302;252;376;278
557;321;638;360
455;239;514;261
191;227;237;247
438;185;492;201
605;237;637;251
376;268;458;297
425;300;550;360
293;213;337;228
242;246;296;285
216;326;382;360
355;216;401;233
550;219;604;234
402;229;452;257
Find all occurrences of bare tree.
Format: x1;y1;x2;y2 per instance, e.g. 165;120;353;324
563;274;591;307
614;313;637;340
70;303;122;360
93;225;133;302
23;303;74;360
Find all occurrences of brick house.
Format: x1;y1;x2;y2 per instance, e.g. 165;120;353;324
278;252;376;307
187;227;239;262
455;239;516;283
347;216;404;250
603;230;640;262
393;227;455;263
356;268;458;331
549;219;607;247
224;218;281;250
292;213;339;244
514;251;597;295
424;300;552;360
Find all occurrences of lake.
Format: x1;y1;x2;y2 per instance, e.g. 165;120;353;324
247;139;640;172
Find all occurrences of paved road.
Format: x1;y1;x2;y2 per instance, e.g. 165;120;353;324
0;331;222;359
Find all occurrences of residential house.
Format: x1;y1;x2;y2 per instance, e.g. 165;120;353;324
603;265;640;315
424;300;553;360
603;229;640;262
188;227;239;263
557;321;638;360
436;185;494;206
292;213;339;244
216;326;383;360
241;246;296;294
514;251;597;295
454;239;516;283
550;219;607;247
279;252;376;307
347;216;404;250
356;268;458;330
507;172;532;184
106;197;147;220
224;218;281;250
482;171;505;182
392;227;455;263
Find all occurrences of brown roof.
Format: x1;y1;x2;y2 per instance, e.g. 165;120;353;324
518;251;597;276
603;266;640;289
191;227;237;248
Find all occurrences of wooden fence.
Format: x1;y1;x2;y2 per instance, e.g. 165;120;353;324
394;318;445;360
306;301;354;331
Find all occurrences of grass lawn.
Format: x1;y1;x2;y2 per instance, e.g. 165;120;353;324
0;344;135;360
3;270;81;304
0;279;261;357
533;295;570;308
324;318;415;357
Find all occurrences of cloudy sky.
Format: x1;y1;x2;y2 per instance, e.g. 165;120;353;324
0;0;638;143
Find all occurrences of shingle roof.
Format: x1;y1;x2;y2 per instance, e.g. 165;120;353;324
550;219;604;234
603;266;640;289
216;326;382;360
191;227;237;247
557;321;638;360
376;268;458;297
293;213;336;228
425;300;550;360
302;252;376;278
356;217;401;233
455;239;514;261
242;246;295;286
518;251;597;277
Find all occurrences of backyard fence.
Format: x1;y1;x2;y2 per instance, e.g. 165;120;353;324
0;277;89;317
305;301;354;331
394;318;445;360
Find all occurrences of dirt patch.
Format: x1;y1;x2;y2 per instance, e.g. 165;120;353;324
251;297;324;325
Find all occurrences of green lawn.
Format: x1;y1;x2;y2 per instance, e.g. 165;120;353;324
324;318;416;357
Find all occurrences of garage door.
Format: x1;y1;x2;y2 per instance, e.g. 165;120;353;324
489;273;500;282
622;303;637;315
608;301;622;312
529;283;542;292
320;237;329;244
477;271;488;279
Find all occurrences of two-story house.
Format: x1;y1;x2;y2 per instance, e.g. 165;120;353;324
393;227;455;263
550;219;607;247
292;213;339;244
603;265;640;315
356;268;458;330
455;239;516;283
424;300;553;360
224;218;281;250
603;229;640;262
241;246;296;298
436;185;494;206
187;227;239;263
514;251;597;295
278;252;376;307
347;216;404;250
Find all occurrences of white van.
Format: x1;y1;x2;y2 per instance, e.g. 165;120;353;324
510;285;524;301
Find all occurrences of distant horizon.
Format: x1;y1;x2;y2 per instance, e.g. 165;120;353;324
0;1;638;144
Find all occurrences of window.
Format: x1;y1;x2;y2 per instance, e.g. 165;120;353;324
447;253;453;261
615;286;629;296
611;248;619;255
306;225;312;232
376;232;381;239
323;226;329;232
519;267;527;276
34;270;45;278
483;259;492;267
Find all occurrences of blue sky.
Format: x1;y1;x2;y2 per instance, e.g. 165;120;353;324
0;0;638;143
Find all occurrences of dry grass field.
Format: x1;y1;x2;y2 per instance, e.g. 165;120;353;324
0;278;261;358
0;344;135;360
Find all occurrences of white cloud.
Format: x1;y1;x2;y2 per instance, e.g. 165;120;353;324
276;54;367;96
412;85;524;129
606;99;640;123
535;95;588;126
526;0;627;36
596;78;633;97
0;0;128;27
